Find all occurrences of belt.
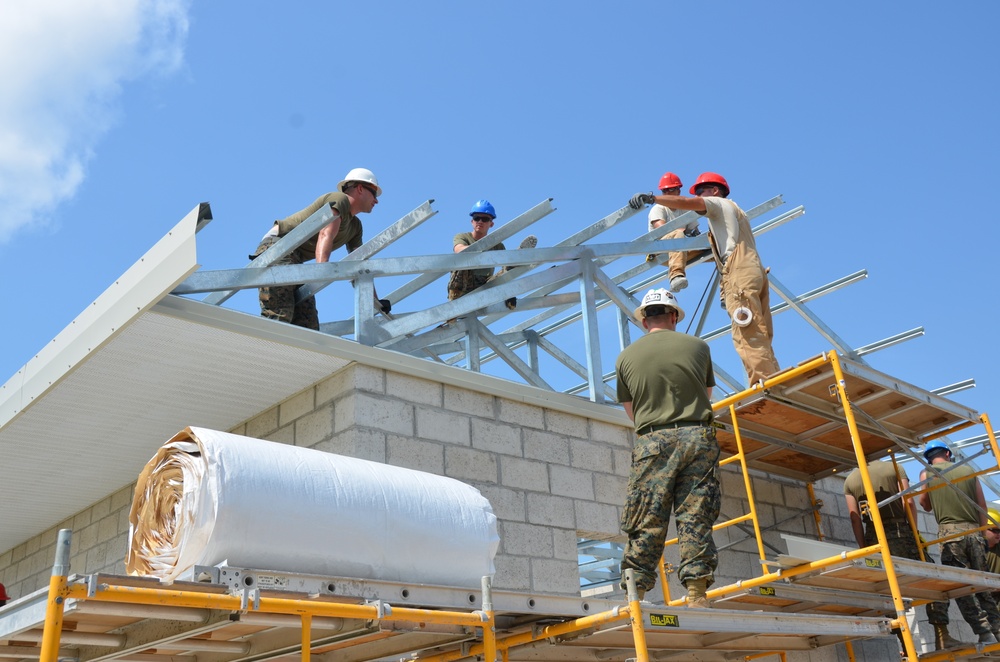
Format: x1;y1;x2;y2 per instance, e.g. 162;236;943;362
637;421;710;436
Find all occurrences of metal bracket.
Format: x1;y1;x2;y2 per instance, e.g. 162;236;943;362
240;585;260;612
365;599;392;619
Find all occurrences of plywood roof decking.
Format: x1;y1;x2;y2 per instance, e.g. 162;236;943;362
713;355;983;481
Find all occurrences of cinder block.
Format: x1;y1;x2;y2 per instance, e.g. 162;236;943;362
575;501;619;538
73;510;92;532
499;522;553;557
552;528;579;561
523;429;570;465
278;387;315;426
477;485;526;522
314;427;387;462
788;484;815;510
471;419;522;456
316;369;350;406
265;424;295;446
416;408;471;446
530;558;580;594
97;515;119;542
443;386;493;417
445;446;498;483
387;373;442;407
527;493;575;528
89;497;111;522
589;420;630;447
544;410;588;438
551;466;595;500
245;406;279;439
570;439;613;473
612;448;631;476
500;457;549;492
337;392;414;436
751;475;785;504
110;485;133;513
78;523;98;553
295;407;334;447
387;435;444;474
229;423;247;436
492;555;530;591
594;474;627;505
497;400;545;429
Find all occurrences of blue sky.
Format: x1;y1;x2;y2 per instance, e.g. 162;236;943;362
2;1;998;467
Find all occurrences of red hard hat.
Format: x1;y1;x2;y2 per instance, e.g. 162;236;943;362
690;172;730;196
657;172;682;191
0;583;8;601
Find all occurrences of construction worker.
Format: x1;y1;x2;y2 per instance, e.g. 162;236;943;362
843;459;959;651
448;200;536;311
250;167;389;330
629;173;779;385
645;172;701;293
919;440;1000;644
615;288;719;607
0;582;8;607
984;509;1000;606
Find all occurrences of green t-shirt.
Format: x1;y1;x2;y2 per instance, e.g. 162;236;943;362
843;461;908;523
615;329;714;432
276;192;363;262
926;461;979;526
453;232;505;279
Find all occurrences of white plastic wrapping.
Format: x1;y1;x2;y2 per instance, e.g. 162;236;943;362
127;427;499;586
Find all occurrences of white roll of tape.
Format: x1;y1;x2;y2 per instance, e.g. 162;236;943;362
732;306;753;327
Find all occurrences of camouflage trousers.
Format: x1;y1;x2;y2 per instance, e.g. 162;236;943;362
620;426;721;592
864;521;949;625
447;270;491;301
254;236;320;330
939;527;1000;634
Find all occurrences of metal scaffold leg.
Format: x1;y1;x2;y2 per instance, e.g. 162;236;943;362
39;529;71;662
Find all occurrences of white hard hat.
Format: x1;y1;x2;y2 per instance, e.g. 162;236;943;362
338;167;382;197
633;288;685;323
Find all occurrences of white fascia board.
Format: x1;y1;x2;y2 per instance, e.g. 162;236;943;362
0;206;201;428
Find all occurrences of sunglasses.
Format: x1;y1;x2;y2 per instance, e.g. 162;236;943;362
359;184;378;199
471;216;493;223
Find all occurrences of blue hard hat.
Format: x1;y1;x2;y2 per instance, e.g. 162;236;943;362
470;200;496;219
923;440;950;461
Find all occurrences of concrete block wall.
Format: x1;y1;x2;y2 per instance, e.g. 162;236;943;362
227;363;632;597
0;360;932;660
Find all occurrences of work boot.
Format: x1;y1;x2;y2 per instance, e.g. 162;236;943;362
685;579;710;609
669;276;688;292
978;631;998;645
519;235;538;250
934;624;964;650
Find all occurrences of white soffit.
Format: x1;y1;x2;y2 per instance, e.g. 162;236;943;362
0;305;352;553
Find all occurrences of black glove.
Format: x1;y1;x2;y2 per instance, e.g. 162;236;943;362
646;254;658;262
505;297;517;310
684;227;701;237
378;299;391;314
628;192;656;210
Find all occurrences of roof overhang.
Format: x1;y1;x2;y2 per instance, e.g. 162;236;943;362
0;208;625;554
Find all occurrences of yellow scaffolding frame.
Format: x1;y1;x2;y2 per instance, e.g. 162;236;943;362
21;350;1000;662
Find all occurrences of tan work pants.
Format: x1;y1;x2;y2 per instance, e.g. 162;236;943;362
722;264;779;384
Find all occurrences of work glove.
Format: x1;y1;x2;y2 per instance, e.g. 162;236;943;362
378;299;392;314
646;254;658;262
505;297;517;310
684;227;701;237
628;192;656;210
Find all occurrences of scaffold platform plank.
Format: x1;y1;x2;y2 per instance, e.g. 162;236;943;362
0;570;894;662
713;355;982;481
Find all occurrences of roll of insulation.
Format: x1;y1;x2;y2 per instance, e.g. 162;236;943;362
732;306;753;327
126;427;499;586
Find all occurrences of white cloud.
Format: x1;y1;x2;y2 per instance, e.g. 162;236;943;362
0;0;190;238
